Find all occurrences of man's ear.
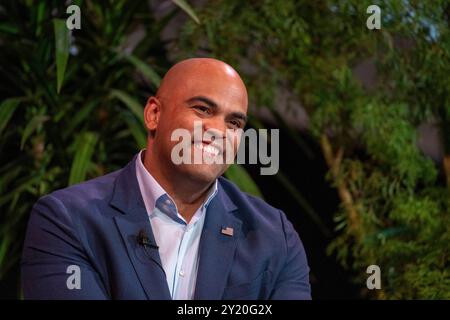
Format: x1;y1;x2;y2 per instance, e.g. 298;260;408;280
144;96;161;132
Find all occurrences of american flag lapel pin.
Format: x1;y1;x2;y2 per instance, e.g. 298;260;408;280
221;226;234;237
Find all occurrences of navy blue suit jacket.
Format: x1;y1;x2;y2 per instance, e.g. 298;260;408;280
21;154;311;299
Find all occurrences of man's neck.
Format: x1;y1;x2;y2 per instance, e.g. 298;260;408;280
143;149;213;223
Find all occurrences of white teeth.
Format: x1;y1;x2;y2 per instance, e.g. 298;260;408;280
194;142;219;156
204;145;219;156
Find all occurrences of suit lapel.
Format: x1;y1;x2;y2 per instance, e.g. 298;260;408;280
110;154;171;300
194;184;242;300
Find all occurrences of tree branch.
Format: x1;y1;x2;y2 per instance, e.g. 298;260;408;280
320;134;361;236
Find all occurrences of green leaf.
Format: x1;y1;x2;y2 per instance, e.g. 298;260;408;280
20;115;49;150
69;132;98;186
123;114;147;149
0;23;19;35
35;1;46;37
0;174;42;208
0;98;20;137
172;0;200;24
110;89;144;125
0;232;11;276
64;100;97;138
124;55;161;87
224;164;263;198
0;166;21;195
53;19;70;93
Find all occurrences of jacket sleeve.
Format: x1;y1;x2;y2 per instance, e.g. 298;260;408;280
21;194;109;299
269;210;312;300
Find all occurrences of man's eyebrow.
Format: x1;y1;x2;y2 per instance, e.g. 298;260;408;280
185;96;218;108
230;112;247;124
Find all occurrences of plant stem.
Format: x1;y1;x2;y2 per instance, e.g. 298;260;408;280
320;134;361;237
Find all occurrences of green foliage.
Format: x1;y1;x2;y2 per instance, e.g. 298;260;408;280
0;0;160;281
0;98;21;136
1;0;263;289
172;0;201;25
53;19;70;93
224;164;263;198
1;0;448;299
177;0;450;298
69;132;98;185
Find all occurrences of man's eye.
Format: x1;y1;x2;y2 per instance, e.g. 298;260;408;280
194;106;211;114
229;120;241;128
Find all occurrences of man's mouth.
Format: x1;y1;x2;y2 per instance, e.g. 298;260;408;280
193;141;221;157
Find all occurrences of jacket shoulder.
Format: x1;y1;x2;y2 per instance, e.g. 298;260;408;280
218;176;286;228
41;168;123;212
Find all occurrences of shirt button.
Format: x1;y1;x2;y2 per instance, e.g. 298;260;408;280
179;270;185;277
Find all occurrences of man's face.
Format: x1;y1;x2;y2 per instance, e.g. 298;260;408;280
151;64;248;185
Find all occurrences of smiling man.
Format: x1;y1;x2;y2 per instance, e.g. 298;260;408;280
21;58;311;300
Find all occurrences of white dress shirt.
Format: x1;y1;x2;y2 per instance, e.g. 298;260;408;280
135;150;218;299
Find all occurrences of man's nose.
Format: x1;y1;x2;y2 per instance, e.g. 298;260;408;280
203;118;226;141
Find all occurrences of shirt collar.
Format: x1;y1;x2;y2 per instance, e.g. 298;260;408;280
135;150;218;223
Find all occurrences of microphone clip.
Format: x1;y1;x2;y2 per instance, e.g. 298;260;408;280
137;229;159;249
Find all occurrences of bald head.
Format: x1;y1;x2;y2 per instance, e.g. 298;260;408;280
156;58;248;107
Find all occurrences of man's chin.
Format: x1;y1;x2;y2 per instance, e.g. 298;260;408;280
177;163;224;184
